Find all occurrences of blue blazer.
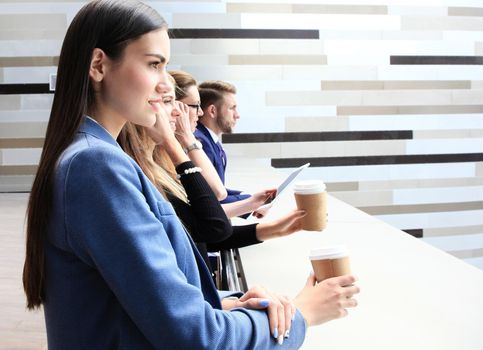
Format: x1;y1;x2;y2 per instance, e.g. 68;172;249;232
194;123;250;204
44;118;306;350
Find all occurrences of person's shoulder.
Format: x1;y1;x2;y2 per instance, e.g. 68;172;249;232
61;136;137;185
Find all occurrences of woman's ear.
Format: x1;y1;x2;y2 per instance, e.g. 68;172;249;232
89;48;107;83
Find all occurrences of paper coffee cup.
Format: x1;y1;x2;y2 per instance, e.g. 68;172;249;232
294;180;327;231
310;245;351;282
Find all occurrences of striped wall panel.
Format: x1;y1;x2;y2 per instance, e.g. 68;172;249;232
0;0;482;270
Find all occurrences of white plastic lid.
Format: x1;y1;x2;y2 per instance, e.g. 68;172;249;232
309;245;348;260
294;180;326;194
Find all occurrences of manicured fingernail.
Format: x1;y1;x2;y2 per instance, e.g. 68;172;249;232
277;335;284;345
284;329;290;338
292;313;296;321
273;327;278;339
259;299;269;308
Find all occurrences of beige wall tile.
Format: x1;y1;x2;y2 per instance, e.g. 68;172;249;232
362;201;483;215
398;105;483;114
448;7;483;17
0;29;65;40
0;175;34;192
285;116;349;132
227;3;292;13
0;56;58;67
229;55;326;65
413;129;483;139
326;182;359;191
0;14;66;30
0;96;20;110
424;224;483;237
384;81;470;90
0;138;43;148
323;81;470;90
451;248;483;259
476;162;483;176
472;80;483;89
292;4;387;15
476;42;483;55
340;104;483;115
321;81;383;90
0;165;37;176
0;122;47;138
337;106;398;115
21;95;53;110
402;16;483;31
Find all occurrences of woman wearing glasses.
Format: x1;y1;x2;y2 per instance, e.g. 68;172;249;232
169;70;277;219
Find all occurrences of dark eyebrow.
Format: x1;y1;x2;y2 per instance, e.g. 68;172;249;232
145;54;167;63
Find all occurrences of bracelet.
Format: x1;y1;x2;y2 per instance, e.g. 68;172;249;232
176;166;202;179
183;140;202;154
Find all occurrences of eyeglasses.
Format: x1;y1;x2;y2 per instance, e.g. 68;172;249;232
186;103;202;114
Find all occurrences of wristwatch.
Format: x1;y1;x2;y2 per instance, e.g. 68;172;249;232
183;140;202;154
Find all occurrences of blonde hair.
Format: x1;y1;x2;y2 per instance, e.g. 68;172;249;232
118;122;188;203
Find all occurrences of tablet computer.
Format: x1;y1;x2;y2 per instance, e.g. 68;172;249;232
251;162;310;217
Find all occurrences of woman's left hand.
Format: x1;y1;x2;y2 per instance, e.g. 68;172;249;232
222;286;296;344
255;209;306;241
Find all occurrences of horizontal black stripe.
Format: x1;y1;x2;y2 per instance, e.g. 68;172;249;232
0;83;51;95
223;130;412;143
391;56;483;65
169;28;319;39
403;229;423;238
271;153;483;168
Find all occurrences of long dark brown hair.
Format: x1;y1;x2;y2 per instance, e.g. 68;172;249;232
23;0;167;309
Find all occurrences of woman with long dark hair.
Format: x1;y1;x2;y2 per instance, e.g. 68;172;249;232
23;1;359;348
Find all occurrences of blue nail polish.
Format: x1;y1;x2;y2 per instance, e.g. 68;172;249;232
259;299;269;308
278;335;284;345
284;329;290;338
273;327;278;339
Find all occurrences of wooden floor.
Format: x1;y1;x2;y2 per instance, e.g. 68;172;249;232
1;193;47;349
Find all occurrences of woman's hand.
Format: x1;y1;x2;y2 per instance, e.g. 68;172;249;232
174;101;197;147
255;209;306;241
294;274;360;327
222;286;296;345
145;106;176;147
250;189;277;218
